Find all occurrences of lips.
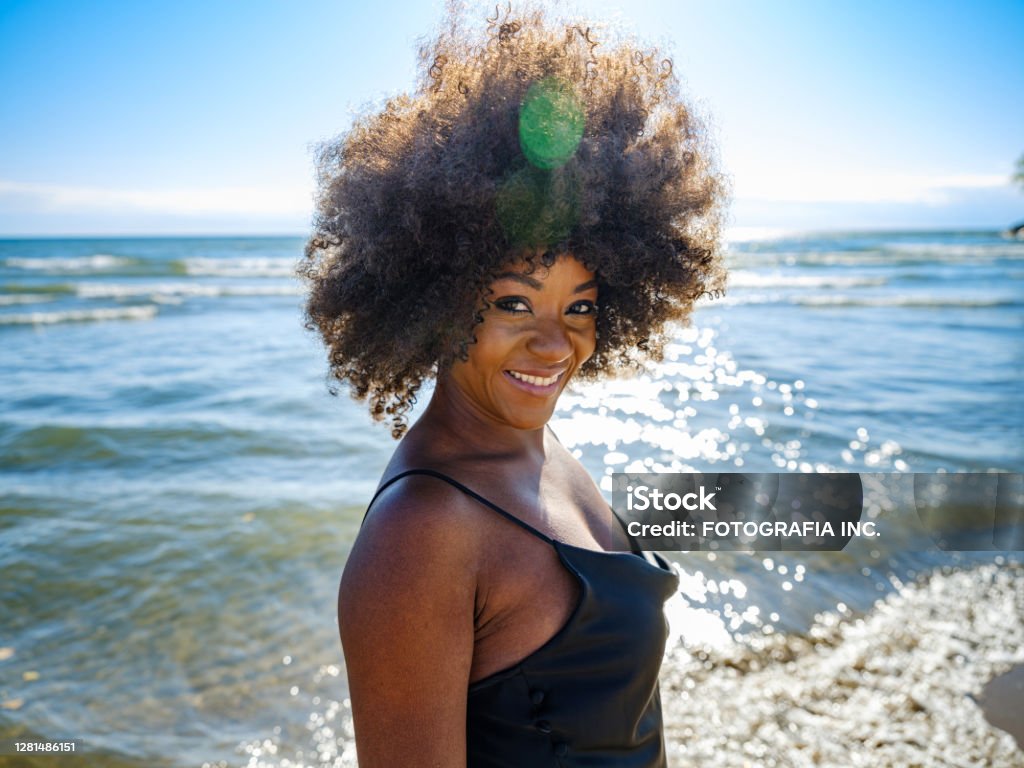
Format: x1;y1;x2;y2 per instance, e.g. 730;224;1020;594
506;369;564;386
503;368;567;396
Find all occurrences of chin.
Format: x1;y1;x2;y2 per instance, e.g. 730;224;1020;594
502;404;558;431
507;413;554;431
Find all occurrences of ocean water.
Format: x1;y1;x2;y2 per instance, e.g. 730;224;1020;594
0;231;1022;766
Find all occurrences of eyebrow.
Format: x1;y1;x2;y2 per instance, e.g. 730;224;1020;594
493;272;598;294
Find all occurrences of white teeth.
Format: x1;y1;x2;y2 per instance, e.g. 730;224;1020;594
508;370;561;386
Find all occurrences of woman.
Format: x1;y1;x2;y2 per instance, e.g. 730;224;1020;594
300;4;725;766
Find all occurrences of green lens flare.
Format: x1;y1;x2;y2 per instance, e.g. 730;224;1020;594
496;165;579;248
518;78;585;170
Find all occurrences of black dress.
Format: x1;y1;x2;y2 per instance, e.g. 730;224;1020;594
364;469;680;767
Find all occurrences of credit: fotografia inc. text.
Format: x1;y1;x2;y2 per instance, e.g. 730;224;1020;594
610;472;1024;553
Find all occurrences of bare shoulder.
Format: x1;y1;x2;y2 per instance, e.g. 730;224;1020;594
340;473;489;623
338;474;485;766
348;473;487;571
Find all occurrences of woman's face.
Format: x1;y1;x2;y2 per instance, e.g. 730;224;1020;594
447;254;598;431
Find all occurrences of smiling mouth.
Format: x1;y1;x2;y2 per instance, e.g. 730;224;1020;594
506;369;565;387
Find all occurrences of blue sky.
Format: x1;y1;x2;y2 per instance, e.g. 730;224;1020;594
0;0;1021;236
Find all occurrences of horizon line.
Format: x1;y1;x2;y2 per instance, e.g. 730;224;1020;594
0;226;1018;242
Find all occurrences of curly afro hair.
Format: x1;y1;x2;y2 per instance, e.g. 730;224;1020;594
300;2;728;438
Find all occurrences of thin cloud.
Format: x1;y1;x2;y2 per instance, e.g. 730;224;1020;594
0;180;314;217
734;172;1009;205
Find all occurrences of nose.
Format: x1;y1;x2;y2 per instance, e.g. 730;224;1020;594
527;316;573;363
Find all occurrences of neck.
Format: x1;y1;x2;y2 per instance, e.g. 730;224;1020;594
410;375;547;462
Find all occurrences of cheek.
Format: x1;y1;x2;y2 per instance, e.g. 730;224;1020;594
575;326;597;365
460;322;514;374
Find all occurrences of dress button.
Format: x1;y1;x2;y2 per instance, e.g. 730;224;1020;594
554;742;568;757
535;719;552;734
530;689;545;706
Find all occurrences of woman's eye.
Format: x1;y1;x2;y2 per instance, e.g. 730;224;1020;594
568;300;598;315
495;297;530;313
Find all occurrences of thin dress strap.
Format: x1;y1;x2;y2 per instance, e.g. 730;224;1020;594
364;468;556;545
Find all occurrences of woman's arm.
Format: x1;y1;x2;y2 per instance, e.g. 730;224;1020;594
338;484;479;768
